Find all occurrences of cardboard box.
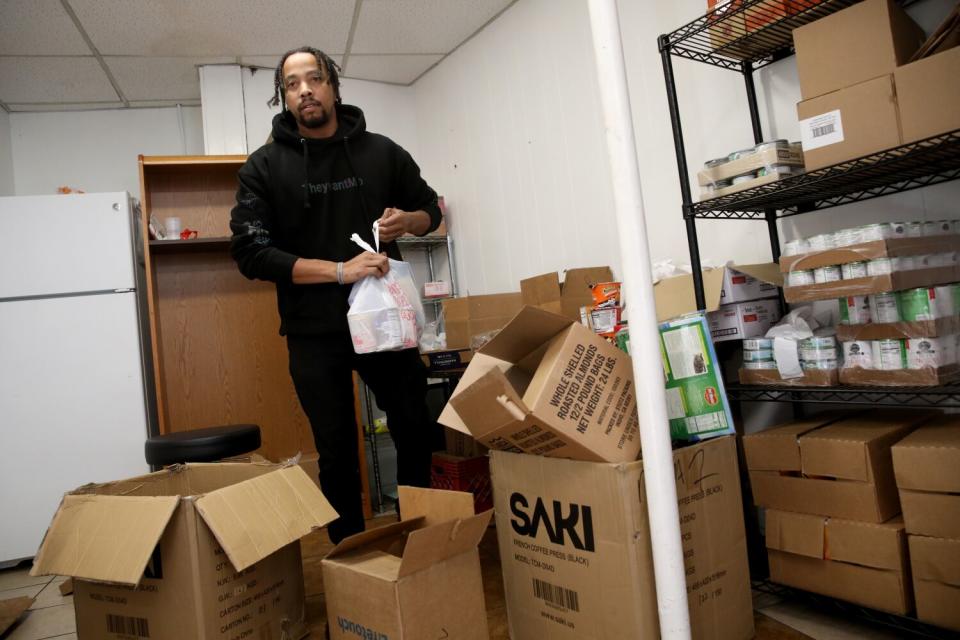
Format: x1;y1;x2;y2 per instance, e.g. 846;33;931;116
520;266;613;321
443;426;489;459
766;510;912;614
784;264;960;303
840;364;960;387
709;298;781;342
660;312;736;441
738;367;839;387
893;417;960;538
797;74;902;171
30;463;337;640
744;409;938;522
653;263;782;323
322;487;492;640
442;293;523;350
909;535;960;632
895;45;960;144
490;436;753;640
779;234;960;272
793;0;925;100
700;168;800;200
837;316;960;341
439;306;641;463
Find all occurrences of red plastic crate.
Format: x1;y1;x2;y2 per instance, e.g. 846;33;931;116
430;453;493;513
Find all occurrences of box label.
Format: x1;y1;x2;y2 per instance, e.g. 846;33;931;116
800;110;844;152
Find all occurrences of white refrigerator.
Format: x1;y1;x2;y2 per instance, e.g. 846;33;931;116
0;192;155;566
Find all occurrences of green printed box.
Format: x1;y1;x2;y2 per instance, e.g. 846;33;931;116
659;312;735;441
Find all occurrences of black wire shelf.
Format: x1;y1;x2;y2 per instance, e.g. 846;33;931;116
753;579;957;639
689;130;960;219
727;382;960;407
661;0;917;70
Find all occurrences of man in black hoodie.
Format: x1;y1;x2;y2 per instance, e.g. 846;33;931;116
230;46;442;543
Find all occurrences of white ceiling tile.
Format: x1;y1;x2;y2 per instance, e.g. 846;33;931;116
69;0;354;57
344;54;442;85
241;54;345;71
0;0;90;55
105;57;234;101
351;0;514;54
128;100;202;108
7;102;125;112
0;57;117;104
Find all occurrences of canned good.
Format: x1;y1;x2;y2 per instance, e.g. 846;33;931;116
814;265;842;284
953;283;960;315
783;239;810;256
800;346;838;361
833;227;863;247
839;295;872;325
952;220;960;234
744;360;779;370
788;270;815;287
808;233;836;251
898;287;940;321
755;139;790;154
744;349;775;362
705;157;729;169
922;220;952;236
873;339;907;370
732;173;756;185
867;257;901;276
757;164;796;177
843;341;874;369
890;222;908;237
899;256;917;271
905;221;924;237
869;292;900;323
802;359;838;370
711;178;733;189
729;147;756;161
859;223;894;242
841;261;869;280
743;338;773;350
906;337;948;369
800;334;837;349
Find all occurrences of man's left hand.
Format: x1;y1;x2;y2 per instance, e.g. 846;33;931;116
378;208;410;243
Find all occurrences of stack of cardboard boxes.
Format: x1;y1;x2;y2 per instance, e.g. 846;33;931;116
743;409;950;620
794;0;960;170
892;416;960;632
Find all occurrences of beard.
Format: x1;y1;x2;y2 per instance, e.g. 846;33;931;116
295;101;330;129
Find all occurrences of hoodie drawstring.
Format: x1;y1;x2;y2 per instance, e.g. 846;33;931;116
301;138;311;209
342;136;377;247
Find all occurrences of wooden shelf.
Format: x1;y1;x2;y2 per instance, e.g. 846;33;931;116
149;237;231;253
140;154;247;166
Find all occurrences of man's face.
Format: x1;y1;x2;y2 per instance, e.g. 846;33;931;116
282;52;337;133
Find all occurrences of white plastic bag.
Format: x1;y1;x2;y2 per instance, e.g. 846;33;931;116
346;223;425;354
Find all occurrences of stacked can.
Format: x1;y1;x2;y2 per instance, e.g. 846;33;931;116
838;295;872;325
798;334;839;371
743;338;777;370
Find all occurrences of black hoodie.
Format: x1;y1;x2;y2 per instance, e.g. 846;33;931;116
230;103;441;336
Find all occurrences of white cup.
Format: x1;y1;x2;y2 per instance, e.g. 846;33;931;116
164;216;182;240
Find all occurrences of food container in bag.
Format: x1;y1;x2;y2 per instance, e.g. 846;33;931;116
743;349;774;362
833;227;863;247
783;239;809;256
743;338;773;350
808;233;836;251
744;360;779;370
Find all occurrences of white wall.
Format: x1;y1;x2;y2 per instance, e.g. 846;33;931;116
413;0;960;297
0;109;13;196
242;65;420;159
10;106;203;197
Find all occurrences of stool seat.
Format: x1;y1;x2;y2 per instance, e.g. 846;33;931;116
145;424;261;466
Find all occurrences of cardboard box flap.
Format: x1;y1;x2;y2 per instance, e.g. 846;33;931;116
194;465;338;572
31;494;179;585
520;273;561;309
827;517;905;571
653;268;726;320
560;266;615;318
448;367;529;438
397;509;493;578
437;353;513;435
743;414;844;472
765;510;825;559
893;418;960;492
733;263;784;288
479;306;572;364
326;518;424;560
397;486;475;528
910;535;960;586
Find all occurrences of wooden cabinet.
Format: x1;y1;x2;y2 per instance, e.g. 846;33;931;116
138;155;371;516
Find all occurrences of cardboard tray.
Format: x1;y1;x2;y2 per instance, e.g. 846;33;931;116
784;266;960;303
837;316;960;341
738;368;839;387
839;364;960;387
780;235;960;272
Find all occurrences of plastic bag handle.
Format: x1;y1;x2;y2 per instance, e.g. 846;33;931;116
350;220;381;255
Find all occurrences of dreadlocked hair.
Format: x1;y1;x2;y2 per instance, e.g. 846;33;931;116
268;46;342;109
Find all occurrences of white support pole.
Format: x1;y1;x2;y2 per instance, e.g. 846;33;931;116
586;1;692;638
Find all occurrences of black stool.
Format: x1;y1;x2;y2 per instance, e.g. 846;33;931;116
145;424;261;467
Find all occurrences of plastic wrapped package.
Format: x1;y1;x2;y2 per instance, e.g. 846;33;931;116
698;140;804;200
839;334;960;386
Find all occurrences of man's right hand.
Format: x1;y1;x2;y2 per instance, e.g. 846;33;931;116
341;252;389;283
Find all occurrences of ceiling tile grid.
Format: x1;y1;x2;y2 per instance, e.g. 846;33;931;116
344;54;443;85
0;57;118;104
105;56;234;101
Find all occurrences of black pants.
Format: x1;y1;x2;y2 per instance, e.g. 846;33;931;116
287;333;432;544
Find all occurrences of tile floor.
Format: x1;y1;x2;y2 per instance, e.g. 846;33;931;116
0;518;925;640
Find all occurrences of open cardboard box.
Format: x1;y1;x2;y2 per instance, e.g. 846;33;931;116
892;416;960;539
322;487;491;640
521;266;614;321
438;305;641;463
766;510;912;615
30;463;337;640
743;409;938;522
653;263;782;325
441;293;523;350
